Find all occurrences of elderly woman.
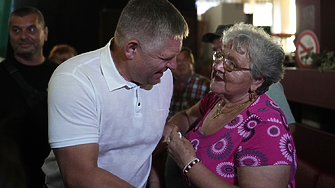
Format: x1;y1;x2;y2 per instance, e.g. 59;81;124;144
164;23;296;188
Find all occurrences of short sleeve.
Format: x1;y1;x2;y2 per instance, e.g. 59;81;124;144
235;110;295;168
48;73;100;148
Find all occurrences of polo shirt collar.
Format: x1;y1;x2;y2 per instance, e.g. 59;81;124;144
100;39;137;91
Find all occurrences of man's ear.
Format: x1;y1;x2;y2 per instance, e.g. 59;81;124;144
124;40;140;60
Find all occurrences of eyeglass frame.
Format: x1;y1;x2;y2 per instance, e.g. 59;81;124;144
212;51;251;72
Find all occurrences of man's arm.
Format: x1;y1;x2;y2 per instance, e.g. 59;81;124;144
54;143;135;188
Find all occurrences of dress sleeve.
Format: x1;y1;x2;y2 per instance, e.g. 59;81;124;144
235;108;295;168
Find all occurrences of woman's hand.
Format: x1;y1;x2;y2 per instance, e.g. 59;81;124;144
167;126;197;169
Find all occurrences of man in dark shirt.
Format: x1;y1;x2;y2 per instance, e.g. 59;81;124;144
0;6;58;188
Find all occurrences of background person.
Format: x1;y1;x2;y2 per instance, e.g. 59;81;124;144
0;6;58;188
169;47;210;119
202;24;296;132
48;44;77;64
41;0;189;187
201;24;233;53
165;23;296;188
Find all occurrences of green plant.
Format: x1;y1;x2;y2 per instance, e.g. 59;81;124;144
301;49;335;71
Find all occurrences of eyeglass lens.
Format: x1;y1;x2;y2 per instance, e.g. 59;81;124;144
212;51;250;72
213;51;233;71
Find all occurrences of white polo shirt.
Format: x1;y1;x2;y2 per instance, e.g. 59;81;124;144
43;41;173;188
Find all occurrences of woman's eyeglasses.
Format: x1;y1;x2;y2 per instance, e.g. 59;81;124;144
212;51;251;72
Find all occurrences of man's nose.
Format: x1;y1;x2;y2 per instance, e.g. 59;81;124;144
167;58;177;70
176;59;183;65
19;30;29;39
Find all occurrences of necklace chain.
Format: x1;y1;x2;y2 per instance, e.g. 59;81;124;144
212;100;248;120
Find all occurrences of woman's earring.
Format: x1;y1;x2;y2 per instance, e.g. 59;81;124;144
249;89;255;102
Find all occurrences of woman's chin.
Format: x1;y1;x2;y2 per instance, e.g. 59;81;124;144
210;81;223;91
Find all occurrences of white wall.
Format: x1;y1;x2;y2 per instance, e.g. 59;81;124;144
199;3;244;59
201;3;244;35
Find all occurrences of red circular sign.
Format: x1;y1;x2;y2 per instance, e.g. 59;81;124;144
295;30;319;67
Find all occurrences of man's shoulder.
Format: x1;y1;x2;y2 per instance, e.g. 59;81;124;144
192;73;210;81
0;56;14;66
191;73;211;87
0;57;19;76
0;58;13;79
267;82;283;93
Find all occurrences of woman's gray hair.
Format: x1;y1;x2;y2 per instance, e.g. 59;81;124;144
114;0;189;53
222;23;285;95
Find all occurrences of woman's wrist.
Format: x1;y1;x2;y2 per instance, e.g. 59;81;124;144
182;157;201;175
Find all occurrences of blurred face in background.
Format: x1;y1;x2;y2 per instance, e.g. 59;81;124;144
50;52;75;65
172;50;193;78
211;37;222;53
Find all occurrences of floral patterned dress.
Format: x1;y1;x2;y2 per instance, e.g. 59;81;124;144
184;92;296;188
